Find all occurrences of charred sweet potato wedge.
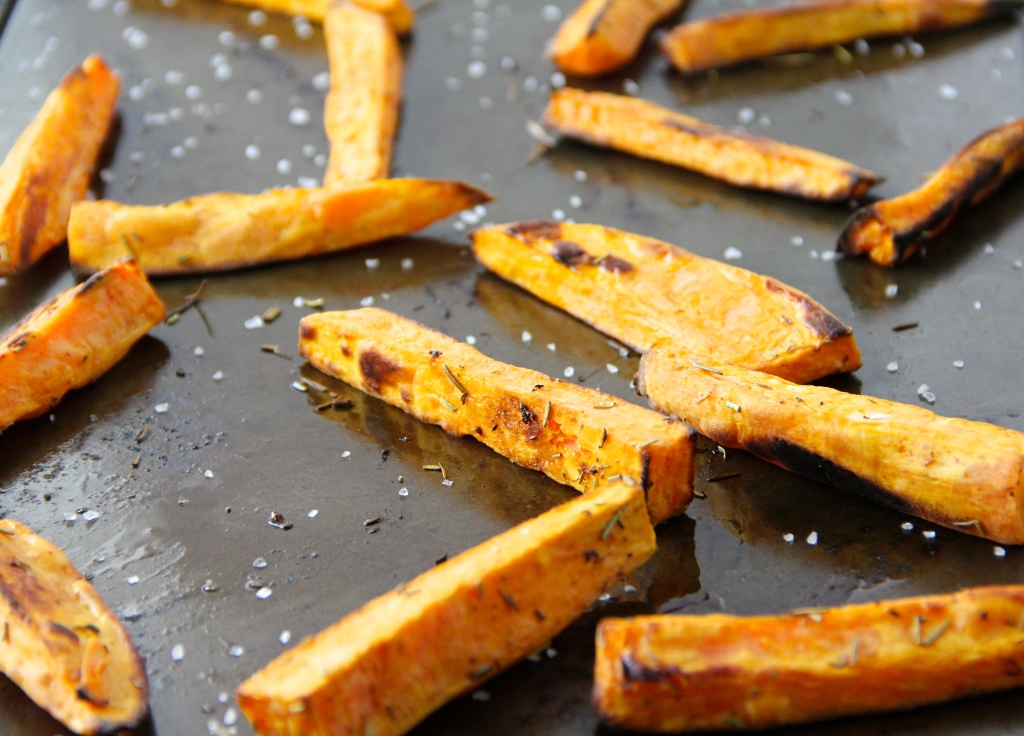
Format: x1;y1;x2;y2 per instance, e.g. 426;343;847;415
661;0;1024;74
68;179;491;276
595;585;1024;731
298;308;695;524
472;221;861;384
544;89;880;201
637;352;1024;544
0;259;165;433
218;0;415;34
323;1;403;185
550;0;687;77
0;518;149;734
237;480;656;736
838;118;1024;266
0;55;119;276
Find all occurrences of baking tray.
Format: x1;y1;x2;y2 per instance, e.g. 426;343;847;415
1;1;1023;734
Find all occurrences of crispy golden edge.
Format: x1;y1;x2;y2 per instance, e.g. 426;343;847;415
0;259;166;432
838;117;1024;266
297;307;695;523
67;180;492;276
471;220;862;384
549;0;687;77
637;352;1024;544
238;481;656;736
216;0;415;34
323;1;403;184
0;518;149;735
595;585;1024;731
0;55;119;276
544;88;880;201
661;0;1022;74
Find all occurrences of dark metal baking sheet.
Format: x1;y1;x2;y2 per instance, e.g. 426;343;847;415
1;1;1023;734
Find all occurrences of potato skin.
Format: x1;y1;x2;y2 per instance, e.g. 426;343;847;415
472;221;861;384
595;586;1024;732
661;0;1022;74
298;308;694;523
237;481;656;736
637;352;1024;544
0;55;119;275
217;0;415;35
544;89;880;201
0;259;166;433
838;118;1024;266
0;518;149;735
549;0;687;77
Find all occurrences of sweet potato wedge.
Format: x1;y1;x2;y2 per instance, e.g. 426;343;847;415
67;179;491;276
543;89;880;201
323;1;403;185
237;480;655;736
549;0;687;77
637;352;1024;544
595;585;1024;731
0;259;165;433
838;118;1024;266
471;221;861;384
661;0;1024;74
298;308;695;524
0;55;119;276
217;0;415;35
0;518;149;734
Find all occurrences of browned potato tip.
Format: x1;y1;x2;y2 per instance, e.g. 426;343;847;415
543;88;881;201
472;221;862;384
661;0;1024;74
217;0;415;35
838;117;1024;266
0;518;149;734
549;0;687;77
637;352;1024;544
595;586;1024;731
298;308;696;524
0;55;119;276
238;481;656;736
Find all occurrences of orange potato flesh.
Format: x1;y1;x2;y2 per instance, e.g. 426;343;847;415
595;585;1024;732
0;259;166;433
298;308;695;524
544;89;880;201
237;481;656;736
323;1;403;184
217;0;415;35
0;518;149;735
549;0;687;77
67;179;492;276
637;352;1024;544
0;55;119;276
838;117;1024;266
471;221;862;384
661;0;1023;74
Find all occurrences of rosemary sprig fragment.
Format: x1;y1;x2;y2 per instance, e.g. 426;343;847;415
443;364;468;404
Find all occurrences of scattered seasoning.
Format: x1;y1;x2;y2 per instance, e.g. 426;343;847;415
689;358;723;375
850;636;860;666
543;400;551;427
363;516;381;527
920;619;951;647
315;398;353;412
791;608;826;623
166;313;180;325
994;546;1007;558
423;463;449;481
135;427;150;443
165;280;207;323
471;664;493;679
637;439;658;449
807;531;819;546
268;511;292;530
721;716;746;729
429;350;442;358
291;381;308;393
725;401;742;412
599;428;607;448
892;322;919;332
912;615;923;645
443;364;469;404
261;345;291;359
381;449;390;462
621;474;637;487
262;306;281;322
594;402;616;409
300;377;329;392
439;397;458;412
953;519;984;534
519;402;536;425
435;554;448;565
600;509;624;540
525;119;557;148
131;455;142;468
707;472;740;483
500;590;517;611
302;297;325;309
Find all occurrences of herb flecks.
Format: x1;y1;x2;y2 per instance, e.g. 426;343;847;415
262;306;282;323
594;402;616;409
261;344;292;360
443;364;469;404
543;400;551;427
920;619;951;647
637;439;658;449
165;280;208;323
689;358;723;375
599;428;607;449
725;401;742;412
439;397;458;412
423;463;449;481
953;519;984;534
601;509;624;541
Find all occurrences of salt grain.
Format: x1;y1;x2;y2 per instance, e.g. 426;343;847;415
223;708;238;726
212;371;224;381
806;531;818;546
83;510;100;522
953;360;964;369
606;364;618;374
277;159;292;175
126;576;140;585
171;644;184;661
922;530;937;539
834;90;853;106
401;258;414;271
994;546;1007;557
260;34;280;50
246;88;264;104
885;284;898;298
521;331;532;342
228;645;244;657
564;366;575;378
399;488;408;497
467;60;487;79
256;587;273;599
574;170;588;182
466;335;477;345
289;108;311;126
313;71;330;91
723;247;742;260
204;469;214;478
63;512;77;523
244;315;264;329
547;343;556;351
783;533;794;543
541;4;562;22
218;31;236;46
737;107;755;125
902;522;914;531
154;403;169;414
279;630;291;644
342;451;351;458
791;236;804;246
291;382;308;393
442;479;454;487
365;258;380;270
886;361;899;373
938;84;959;101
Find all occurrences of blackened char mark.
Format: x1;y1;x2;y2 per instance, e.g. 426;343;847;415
600;255;633;274
75;266;109;294
505;220;563;245
585;0;612;37
552;239;591;267
640;451;652;496
19;175;50;266
764;279;852;340
359;349;401;393
299;322;317;341
621;652;676;683
748;437;915;516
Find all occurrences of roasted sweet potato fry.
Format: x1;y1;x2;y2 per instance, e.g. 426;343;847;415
218;0;415;34
838;118;1024;266
0;260;165;433
323;1;403;184
550;0;687;77
68;179;491;276
637;352;1024;544
661;0;1024;74
0;55;119;276
595;585;1024;731
544;89;880;201
0;518;149;734
238;480;655;736
298;308;695;524
472;221;861;384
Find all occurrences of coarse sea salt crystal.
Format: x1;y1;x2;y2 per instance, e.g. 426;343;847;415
806;531;818;545
171;644;184;661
